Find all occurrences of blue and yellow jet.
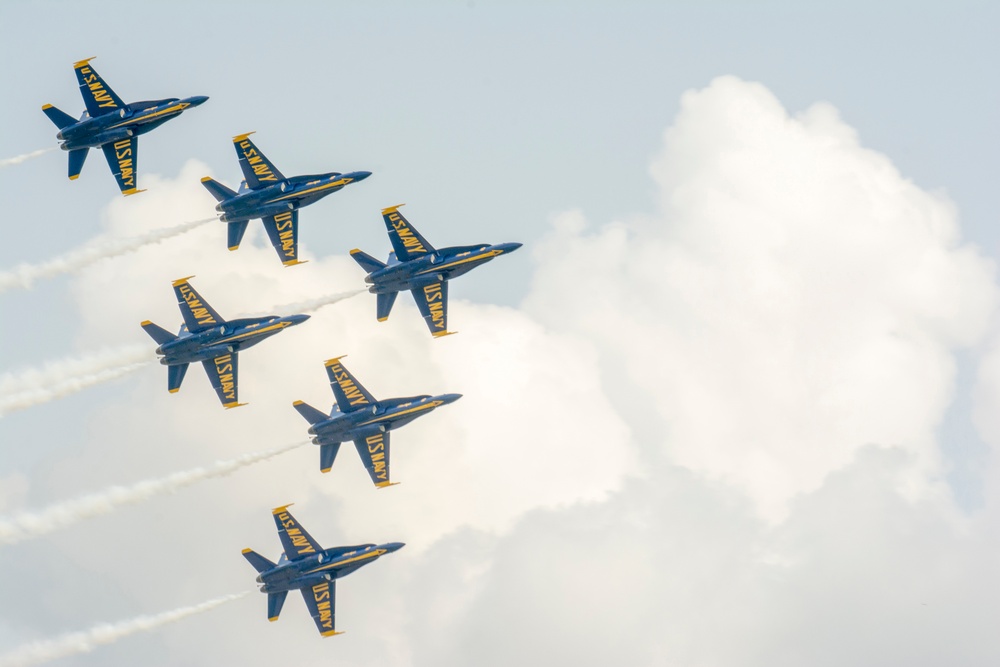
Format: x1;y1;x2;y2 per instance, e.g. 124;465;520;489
293;356;461;486
350;205;522;337
140;277;309;408
41;58;208;195
243;505;404;637
201;133;371;266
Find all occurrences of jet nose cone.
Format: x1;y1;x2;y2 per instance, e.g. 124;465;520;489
188;95;210;107
352;171;372;182
439;393;463;405
497;242;523;254
286;314;311;325
383;542;405;553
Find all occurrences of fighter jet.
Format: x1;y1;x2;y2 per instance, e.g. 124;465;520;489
200;133;371;267
140;277;309;408
350;205;522;337
243;505;404;637
292;356;461;486
41;57;208;195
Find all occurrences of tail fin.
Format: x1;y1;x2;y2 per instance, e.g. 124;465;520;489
241;548;277;573
200;176;237;202
228;220;249;251
349;248;386;274
41;104;77;129
292;400;329;425
140;320;177;345
376;292;398;322
67;148;88;180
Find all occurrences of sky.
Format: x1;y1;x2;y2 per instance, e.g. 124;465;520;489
1;1;999;665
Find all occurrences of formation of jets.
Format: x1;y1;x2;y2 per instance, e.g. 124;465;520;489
40;58;521;638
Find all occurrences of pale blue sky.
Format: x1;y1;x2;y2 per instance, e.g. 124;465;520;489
1;2;999;665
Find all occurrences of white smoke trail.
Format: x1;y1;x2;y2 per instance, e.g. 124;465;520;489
0;147;56;168
0;217;216;293
0;592;248;667
0;345;152;417
271;288;365;315
0;441;306;545
237;289;365;319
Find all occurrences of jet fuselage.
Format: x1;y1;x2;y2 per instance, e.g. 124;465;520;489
155;314;309;366
307;393;463;445
56;95;209;151
216;171;372;223
364;242;522;294
256;542;405;594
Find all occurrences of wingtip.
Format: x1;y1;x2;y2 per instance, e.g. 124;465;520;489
122;188;147;197
171;275;196;286
41;103;53;110
375;481;400;489
241;548;253;554
228;246;240;251
200;176;214;183
292;400;305;406
232;131;256;142
282;259;309;267
320;629;345;637
268;616;280;622
323;355;348;367
73;56;96;68
140;320;153;327
271;503;294;515
376;317;389;322
320;467;332;473
168;388;180;394
349;248;363;255
68;174;80;181
223;401;248;410
381;204;406;215
432;330;458;338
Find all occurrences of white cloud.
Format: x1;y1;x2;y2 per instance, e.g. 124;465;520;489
524;76;997;520
3;76;998;667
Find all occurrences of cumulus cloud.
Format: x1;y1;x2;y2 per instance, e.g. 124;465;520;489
3;78;998;667
525;76;997;520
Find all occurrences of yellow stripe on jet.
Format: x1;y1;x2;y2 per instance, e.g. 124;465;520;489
214;321;289;344
416;250;502;275
233;131;256;142
271;503;294;515
172;275;196;287
381;203;406;215
357;400;442;426
271;178;352;202
73;56;97;68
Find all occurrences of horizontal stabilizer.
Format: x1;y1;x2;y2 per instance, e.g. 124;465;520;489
268;591;287;622
376;291;398;322
140;320;177;345
292;400;329;424
349;248;386;273
200;176;237;202
228;220;249;251
320;442;341;474
67;148;88;181
167;363;189;394
41;103;77;129
242;548;276;574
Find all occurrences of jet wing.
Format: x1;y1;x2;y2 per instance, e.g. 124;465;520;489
73;58;126;117
382;205;435;262
352;431;394;487
272;505;324;560
410;281;450;337
324;357;378;412
301;581;341;637
172;277;225;332
262;211;304;266
232;132;285;189
101;137;143;195
201;352;244;409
